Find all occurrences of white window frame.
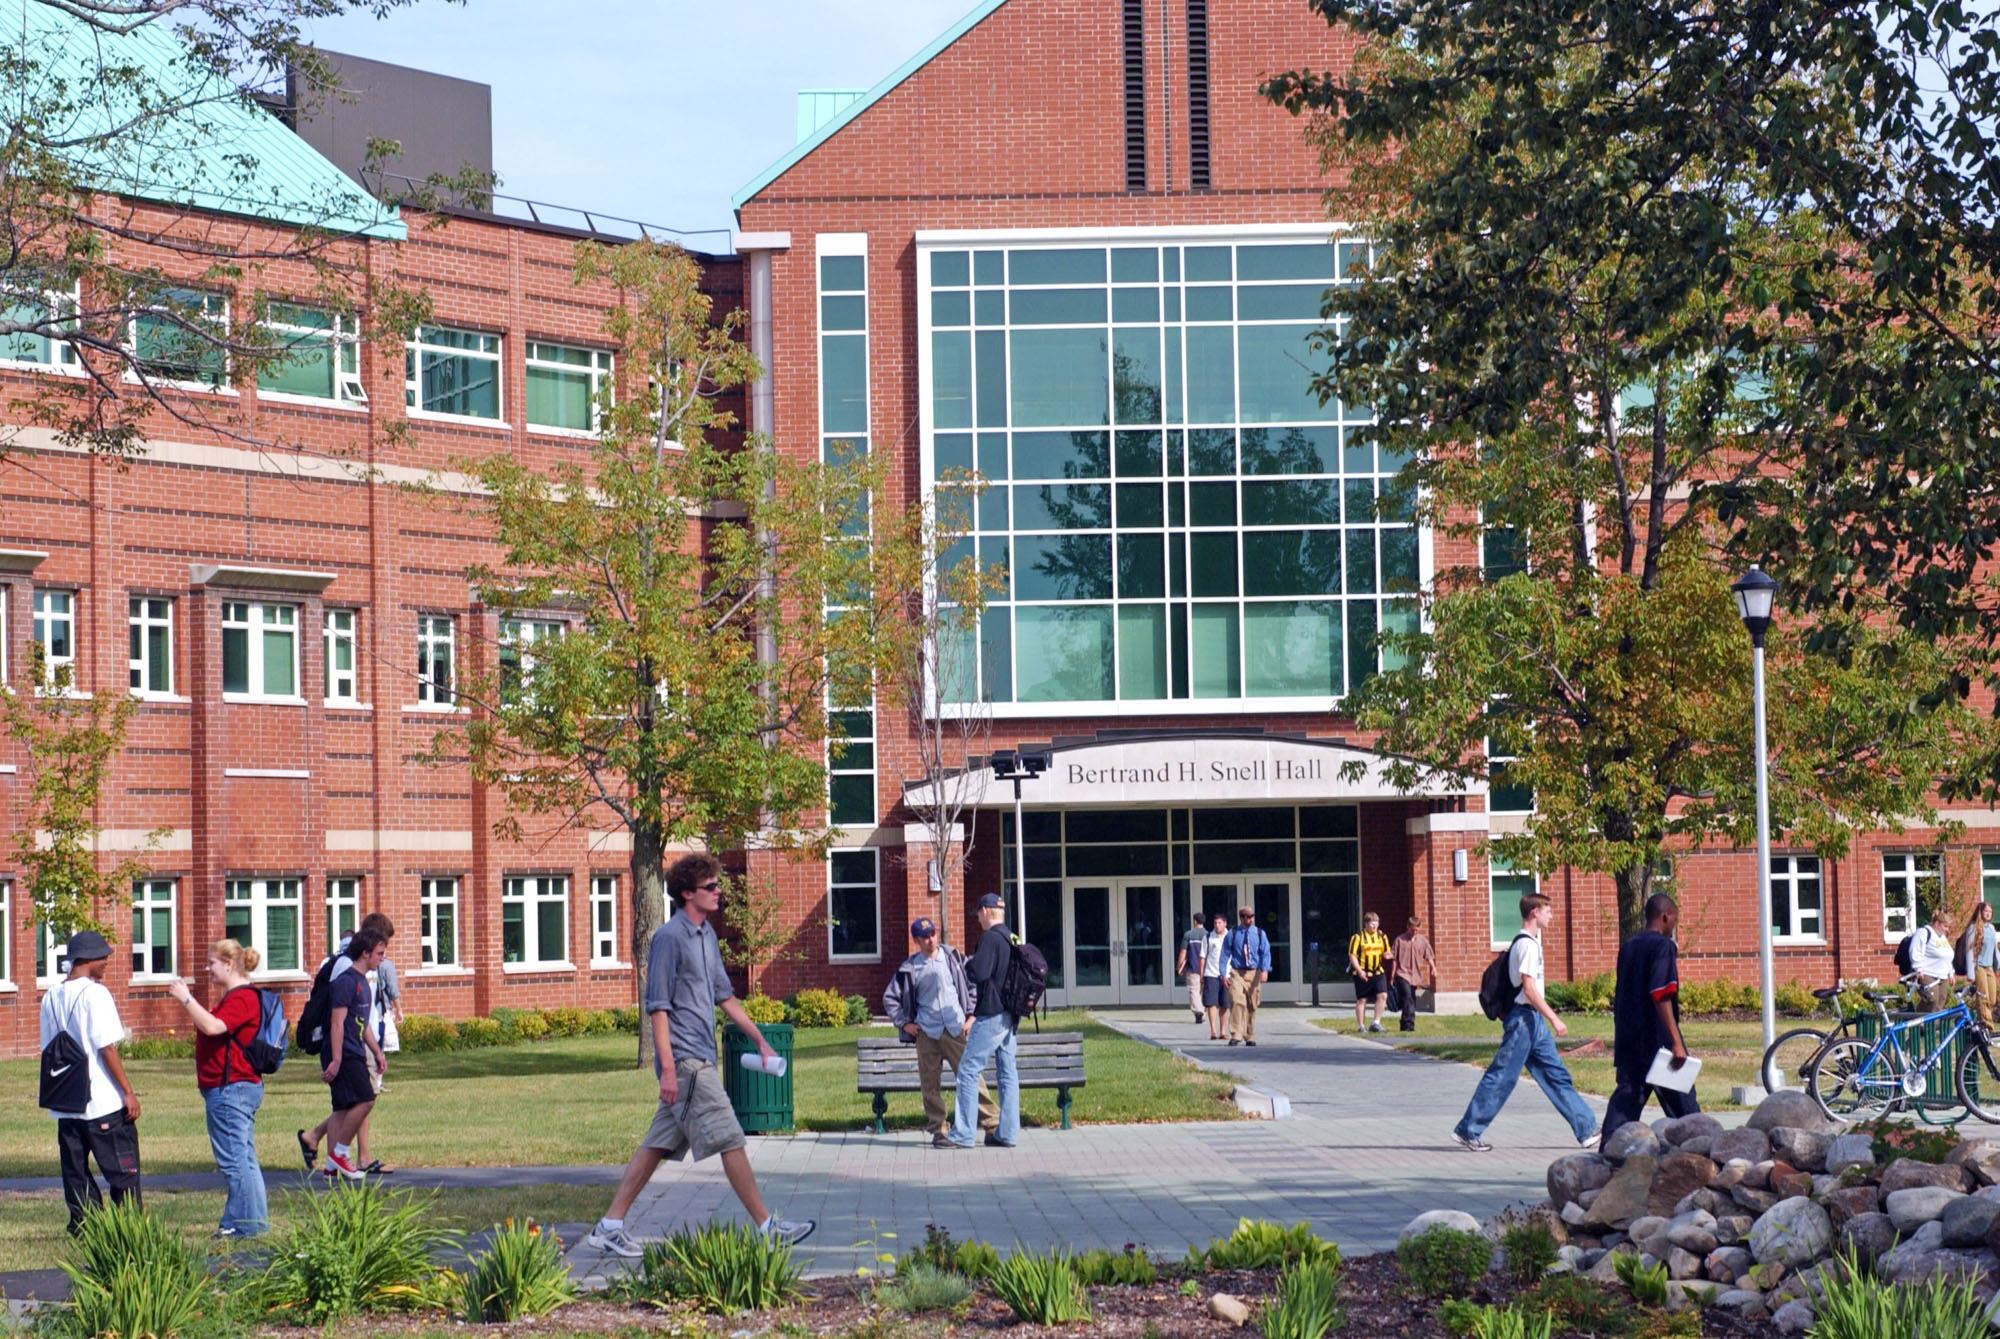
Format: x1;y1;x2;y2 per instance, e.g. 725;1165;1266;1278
501;875;571;970
127;288;232;392
405;324;504;424
326;876;360;958
36;918;64;988
221;600;301;702
258;302;365;406
130;878;177;981
499;616;563;705
1488;862;1539;950
1983;852;2000;921
525;340;613;435
1882;851;1942;943
1770;854;1825;944
32;588;75;689
323;609;359;705
420;876;461;970
0;282;82;372
127;595;174;698
0;590;8;686
590;874;621;966
0;880;10;989
416;614;456;708
224;877;306;977
827;848;882;963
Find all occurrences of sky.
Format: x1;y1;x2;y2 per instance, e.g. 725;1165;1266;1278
305;0;978;246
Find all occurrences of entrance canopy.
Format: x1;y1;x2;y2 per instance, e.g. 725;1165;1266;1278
903;731;1481;810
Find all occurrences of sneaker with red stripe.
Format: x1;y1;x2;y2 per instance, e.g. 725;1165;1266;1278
325;1150;366;1181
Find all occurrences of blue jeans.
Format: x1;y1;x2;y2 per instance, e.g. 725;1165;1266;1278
949;1013;1020;1145
202;1082;267;1236
1454;1005;1596;1143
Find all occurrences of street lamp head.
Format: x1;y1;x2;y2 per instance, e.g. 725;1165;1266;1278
1732;566;1779;644
989;748;1019;777
991;748;1051;782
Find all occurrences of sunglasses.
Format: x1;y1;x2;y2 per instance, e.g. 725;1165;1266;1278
696;881;721;892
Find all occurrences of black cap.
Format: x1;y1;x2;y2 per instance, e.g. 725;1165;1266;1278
65;930;111;963
977;893;1005;910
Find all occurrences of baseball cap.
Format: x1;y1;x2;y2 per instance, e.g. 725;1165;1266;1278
977;893;1005;910
65;930;112;963
910;917;938;939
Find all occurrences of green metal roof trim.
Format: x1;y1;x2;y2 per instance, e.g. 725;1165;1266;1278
732;0;1011;213
6;0;404;240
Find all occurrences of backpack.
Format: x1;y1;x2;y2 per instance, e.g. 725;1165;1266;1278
38;984;93;1115
222;985;290;1076
1000;939;1050;1026
1894;932;1916;979
294;957;342;1054
1478;934;1532;1021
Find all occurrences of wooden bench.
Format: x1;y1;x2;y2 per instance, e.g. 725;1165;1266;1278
857;1031;1086;1133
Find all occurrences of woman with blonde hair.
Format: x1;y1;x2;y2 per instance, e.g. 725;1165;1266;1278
167;940;269;1237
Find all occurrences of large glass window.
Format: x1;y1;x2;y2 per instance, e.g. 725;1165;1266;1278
1;284;80;368
420;877;459;969
224;877;302;974
820;241;879;822
130;288;228;387
828;849;880;961
128;596;173;696
526;341;611;433
1771;855;1823;942
131;878;176;979
1883;852;1942;941
221;601;298;699
1490;863;1538;946
502;875;569;967
406;325;501;420
926;236;1413;705
258;303;363;403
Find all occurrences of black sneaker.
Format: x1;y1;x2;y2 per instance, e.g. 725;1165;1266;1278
931;1133;954;1149
1228;1038;1241;1046
984;1133;1016;1148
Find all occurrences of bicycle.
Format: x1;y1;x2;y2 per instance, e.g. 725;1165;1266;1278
1807;984;2000;1124
1760;985;1856;1094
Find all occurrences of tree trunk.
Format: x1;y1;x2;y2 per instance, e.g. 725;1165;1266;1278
1613;862;1651;942
630;823;667;1069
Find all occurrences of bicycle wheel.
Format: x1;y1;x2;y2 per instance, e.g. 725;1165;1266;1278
1810;1037;1897;1122
1960;1038;2000;1124
1762;1026;1830;1094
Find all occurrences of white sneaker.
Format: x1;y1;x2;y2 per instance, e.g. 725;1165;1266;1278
1369;1021;1384;1033
1578;1131;1602;1152
760;1215;816;1247
1452;1131;1494;1153
585;1226;643;1259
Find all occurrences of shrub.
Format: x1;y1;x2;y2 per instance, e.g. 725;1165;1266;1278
1774;980;1818;1018
54;1200;216;1339
397;1014;461;1052
1499;1222;1559;1286
844;992;872;1025
541;1006;594;1038
1260;1256;1344;1339
510;1010;551;1042
875;1262;972;1314
581;1008;619;1035
457;1016;506;1048
1523;1273;1627;1335
1073;1246;1157;1287
118;1034;196;1060
789;987;849;1028
612;1005;642;1032
244;1185;458;1324
740;994;786;1025
1396;1226;1494;1299
1440;1300;1554;1339
990;1246;1091;1325
635;1222;803;1315
896;1223;1001;1280
954;1238;1001;1280
1193;1218;1341;1271
459;1218;577;1323
1811;1246;1988;1339
1863;1116;1960;1165
1544;972;1613;1013
1613;1251;1668;1307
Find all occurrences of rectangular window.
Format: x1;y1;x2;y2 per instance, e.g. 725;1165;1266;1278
1882;852;1942;941
420;877;459;969
1;283;80;368
36;918;63;987
525;341;612;433
405;325;501;420
498;617;562;705
0;881;10;984
326;877;360;958
221;601;298;699
130;878;177;979
127;596;173;696
323;609;358;704
502;875;569;967
1983;853;2000;920
32;588;74;687
828;849;880;961
590;875;620;965
1486;709;1534;814
417;615;455;706
224;877;303;974
1490;863;1538;947
828;708;875;827
130;288;228;387
258;302;363;403
1771;855;1824;942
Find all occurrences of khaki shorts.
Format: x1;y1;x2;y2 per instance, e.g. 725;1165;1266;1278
640;1060;745;1162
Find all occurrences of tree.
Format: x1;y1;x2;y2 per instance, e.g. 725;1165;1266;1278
1265;35;1999;936
456;240;902;1064
715;872;799;1001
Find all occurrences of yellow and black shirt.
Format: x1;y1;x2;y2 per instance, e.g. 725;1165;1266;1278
1349;929;1390;976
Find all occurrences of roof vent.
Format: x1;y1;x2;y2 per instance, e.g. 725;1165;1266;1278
1122;0;1146;192
1186;0;1212;191
797;89;866;143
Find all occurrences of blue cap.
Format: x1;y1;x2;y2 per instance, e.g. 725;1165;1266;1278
910;918;937;940
977;893;1005;910
65;930;111;963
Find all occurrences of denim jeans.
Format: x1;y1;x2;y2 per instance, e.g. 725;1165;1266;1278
948;1013;1020;1145
202;1082;268;1235
1454;1005;1596;1142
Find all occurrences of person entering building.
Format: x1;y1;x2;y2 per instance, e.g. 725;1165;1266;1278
1200;913;1229;1040
1177;912;1209;1024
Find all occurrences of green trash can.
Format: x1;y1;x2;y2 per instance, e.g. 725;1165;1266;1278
721;1022;794;1134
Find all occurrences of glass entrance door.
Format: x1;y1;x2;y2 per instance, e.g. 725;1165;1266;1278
1122;882;1172;1003
1068;884;1117;1006
1061;880;1176;1006
1195;877;1303;1002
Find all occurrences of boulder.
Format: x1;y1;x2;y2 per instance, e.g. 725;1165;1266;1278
1603;1122;1662;1162
1675;1187;1730;1218
1977;1184;2000;1203
1749;1197;1834;1268
1773;1170;1814;1200
1663;1280;1709;1312
1667;1247;1705;1280
1560;1201;1588;1227
1521;1203;1569;1247
1838;1211;1898;1267
1705;1245;1752;1282
1771;1300;1815;1334
1771;1260;1839;1306
1583;1155;1658;1231
1579;1187;1601;1207
1733;1186;1780;1215
1947;1140;2000;1187
1879;1157;1974;1197
1399;1209;1483;1245
1648;1152;1719;1218
1881;1219;1946;1279
1548;1152;1616;1208
1747;1259;1787;1291
1886;1185;1967;1234
1208;1294;1250;1327
1661;1112;1725;1147
1824;1133;1875;1176
1942;1195;2000;1248
1585;1247;1632;1284
1553;1245;1585;1272
1713;1159;1758;1191
1668;1224;1718;1255
1681;1135;1715;1158
1748;1089;1841;1134
1810;1174;1838;1199
1714;1214;1754;1245
1819;1184;1880;1227
1770;1128;1833;1173
1627;1215;1670;1259
1711;1288;1764;1312
1711;1127;1773;1166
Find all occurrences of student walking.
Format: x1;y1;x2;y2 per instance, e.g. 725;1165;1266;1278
947;893;1022;1148
883;917;997;1146
1223;906;1271;1047
1388;916;1437;1032
315;928;388;1180
40;931;142;1233
1200;913;1229;1040
299;913;398;1175
167;939;269;1237
1452;891;1600;1153
1348;912;1391;1033
1972;902;2000;1031
1602;894;1698;1140
584;855;814;1258
1177;913;1209;1024
1910;906;1957;1010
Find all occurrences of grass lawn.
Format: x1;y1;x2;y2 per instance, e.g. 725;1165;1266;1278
1315;1013;1773;1110
0;1182;612;1276
0;1011;1237;1178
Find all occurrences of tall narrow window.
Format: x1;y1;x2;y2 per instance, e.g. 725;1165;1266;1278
1122;0;1147;192
1771;855;1824;942
590;875;620;964
323;609;358;704
416;615;455;706
127;596;173;696
32;589;74;687
828;849;881;961
1489;863;1538;947
820;237;877;825
131;879;177;979
420;877;459;969
326;877;360;956
1882;852;1941;941
221;601;299;699
0;881;9;985
1185;0;1212;191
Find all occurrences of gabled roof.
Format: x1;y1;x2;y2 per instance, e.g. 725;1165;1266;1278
6;0;404;240
732;0;1010;213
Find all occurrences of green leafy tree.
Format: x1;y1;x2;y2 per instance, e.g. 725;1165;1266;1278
1266;35;1998;936
716;872;799;1001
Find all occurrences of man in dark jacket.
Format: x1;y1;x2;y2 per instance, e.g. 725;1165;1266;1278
945;894;1021;1149
883;918;996;1145
1603;893;1698;1139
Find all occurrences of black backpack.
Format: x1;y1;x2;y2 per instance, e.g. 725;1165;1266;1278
294;957;341;1054
1001;939;1050;1025
1894;933;1916;979
1478;934;1532;1020
39;985;94;1115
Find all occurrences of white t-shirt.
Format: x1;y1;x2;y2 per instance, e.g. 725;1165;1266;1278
39;978;128;1121
1912;925;1955;980
1201;932;1228;978
1508;932;1545;1007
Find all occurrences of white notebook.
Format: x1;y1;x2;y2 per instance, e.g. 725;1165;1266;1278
1646;1047;1701;1093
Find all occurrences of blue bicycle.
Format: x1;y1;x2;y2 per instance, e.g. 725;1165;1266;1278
1808;984;2000;1123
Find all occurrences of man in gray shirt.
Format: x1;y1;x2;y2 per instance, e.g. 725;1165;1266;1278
585;855;814;1257
882;918;996;1146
